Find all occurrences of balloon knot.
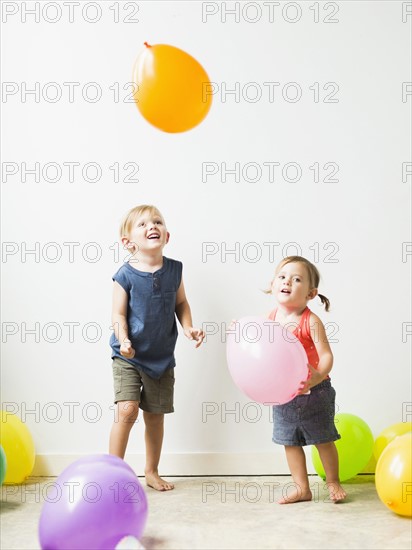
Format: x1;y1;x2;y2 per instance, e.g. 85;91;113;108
144;42;151;48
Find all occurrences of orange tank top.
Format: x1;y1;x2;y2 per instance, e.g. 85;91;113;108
268;306;322;370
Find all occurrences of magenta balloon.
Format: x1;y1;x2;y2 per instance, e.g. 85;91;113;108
38;455;148;550
226;316;308;405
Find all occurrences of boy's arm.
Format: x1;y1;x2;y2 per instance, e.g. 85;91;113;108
175;278;204;348
112;281;135;358
298;313;333;392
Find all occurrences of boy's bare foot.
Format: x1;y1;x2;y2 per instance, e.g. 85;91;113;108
326;481;346;502
278;486;312;504
145;471;174;491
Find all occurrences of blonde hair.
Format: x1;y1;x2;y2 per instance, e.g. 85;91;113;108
119;204;165;238
266;255;330;311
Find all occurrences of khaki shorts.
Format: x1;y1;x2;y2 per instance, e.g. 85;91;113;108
112;357;175;414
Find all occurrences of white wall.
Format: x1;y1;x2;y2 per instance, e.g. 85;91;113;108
2;1;411;475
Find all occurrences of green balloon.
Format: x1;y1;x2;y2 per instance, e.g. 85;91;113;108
311;413;374;482
0;445;7;485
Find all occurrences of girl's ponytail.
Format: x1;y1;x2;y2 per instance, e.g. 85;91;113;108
318;293;330;312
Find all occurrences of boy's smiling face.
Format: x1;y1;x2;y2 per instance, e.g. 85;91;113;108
122;210;169;254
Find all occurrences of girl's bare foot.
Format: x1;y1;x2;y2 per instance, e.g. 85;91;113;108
145;471;174;491
326;481;346;502
278;485;312;504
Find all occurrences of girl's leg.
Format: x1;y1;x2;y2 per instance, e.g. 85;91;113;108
109;400;140;458
315;442;347;502
143;411;174;491
279;445;312;504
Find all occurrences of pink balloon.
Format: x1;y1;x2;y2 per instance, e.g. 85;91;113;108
226;316;308;405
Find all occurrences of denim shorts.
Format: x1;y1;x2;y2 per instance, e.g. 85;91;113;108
112;357;175;414
272;379;341;446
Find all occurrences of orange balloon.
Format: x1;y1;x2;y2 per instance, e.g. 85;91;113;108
132;43;212;133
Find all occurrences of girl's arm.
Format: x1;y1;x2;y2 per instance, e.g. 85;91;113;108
175;278;204;348
299;313;334;392
112;281;135;358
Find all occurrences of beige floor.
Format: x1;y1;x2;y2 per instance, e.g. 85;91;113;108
1;475;411;550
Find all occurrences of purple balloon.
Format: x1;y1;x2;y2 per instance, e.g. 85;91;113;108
38;455;148;550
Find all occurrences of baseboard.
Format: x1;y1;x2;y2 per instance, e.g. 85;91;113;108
32;452;294;477
31;451;375;477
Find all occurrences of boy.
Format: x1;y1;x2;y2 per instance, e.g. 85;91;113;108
109;205;204;491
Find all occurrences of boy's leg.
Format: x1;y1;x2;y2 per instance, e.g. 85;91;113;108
143;411;174;491
109;400;140;459
315;441;346;502
279;445;312;504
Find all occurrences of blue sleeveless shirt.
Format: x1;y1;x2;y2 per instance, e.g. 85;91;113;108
109;257;183;379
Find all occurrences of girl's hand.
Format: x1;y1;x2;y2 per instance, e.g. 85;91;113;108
184;327;205;348
297;364;323;394
120;339;135;359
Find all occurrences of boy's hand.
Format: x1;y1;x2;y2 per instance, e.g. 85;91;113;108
184;327;205;348
297;364;323;394
120;339;135;359
226;319;237;332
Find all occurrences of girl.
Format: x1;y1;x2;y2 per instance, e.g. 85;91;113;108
268;256;346;504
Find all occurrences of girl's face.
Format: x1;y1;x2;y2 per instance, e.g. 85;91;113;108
271;262;317;309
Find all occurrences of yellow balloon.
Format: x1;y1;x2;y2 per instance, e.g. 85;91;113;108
375;433;412;517
132;43;212;133
0;411;35;484
373;422;412;461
